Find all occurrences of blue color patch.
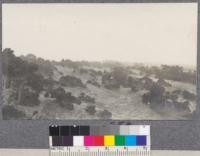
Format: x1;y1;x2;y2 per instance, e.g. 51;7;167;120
136;136;146;146
125;135;136;146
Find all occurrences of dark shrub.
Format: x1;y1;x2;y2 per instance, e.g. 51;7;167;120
60;101;74;110
182;90;196;101
19;88;40;106
97;71;103;75
111;67;129;86
142;92;151;104
85;105;96;115
150;83;165;99
32;111;38;116
140;77;154;90
44;92;50;98
102;72;120;89
98;110;112;119
104;81;120;89
142;83;165;109
51;87;81;106
102;67;129;89
79;92;85;98
174;101;190;112
59;75;85;88
2;105;26;119
74;98;82;105
79;92;95;104
172;89;182;95
51;87;66;102
65;92;81;105
127;76;141;91
43;78;57;89
156;78;171;87
165;90;181;101
164;91;178;101
79;68;88;74
87;80;101;87
26;74;44;92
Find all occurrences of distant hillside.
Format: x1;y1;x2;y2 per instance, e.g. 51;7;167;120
1;48;197;120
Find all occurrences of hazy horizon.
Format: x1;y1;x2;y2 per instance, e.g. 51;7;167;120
3;3;198;66
2;49;192;69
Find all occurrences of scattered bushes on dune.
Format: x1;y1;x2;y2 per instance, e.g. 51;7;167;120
50;88;97;110
142;81;194;113
157;65;196;84
136;64;196;84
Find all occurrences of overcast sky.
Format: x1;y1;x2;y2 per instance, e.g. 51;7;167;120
2;3;198;66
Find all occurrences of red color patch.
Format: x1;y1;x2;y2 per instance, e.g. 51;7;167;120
94;136;104;146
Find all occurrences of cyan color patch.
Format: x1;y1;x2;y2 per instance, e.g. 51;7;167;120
125;135;136;146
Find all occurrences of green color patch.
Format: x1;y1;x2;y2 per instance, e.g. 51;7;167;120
115;135;125;146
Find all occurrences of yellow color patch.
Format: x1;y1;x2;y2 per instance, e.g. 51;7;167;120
104;135;115;146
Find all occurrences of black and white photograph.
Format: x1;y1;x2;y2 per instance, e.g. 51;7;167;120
1;3;198;120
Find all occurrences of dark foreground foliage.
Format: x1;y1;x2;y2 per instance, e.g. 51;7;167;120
2;105;26;120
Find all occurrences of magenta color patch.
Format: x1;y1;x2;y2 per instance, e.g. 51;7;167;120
84;136;94;146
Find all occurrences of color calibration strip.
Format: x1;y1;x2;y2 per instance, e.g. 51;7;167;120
49;125;150;156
